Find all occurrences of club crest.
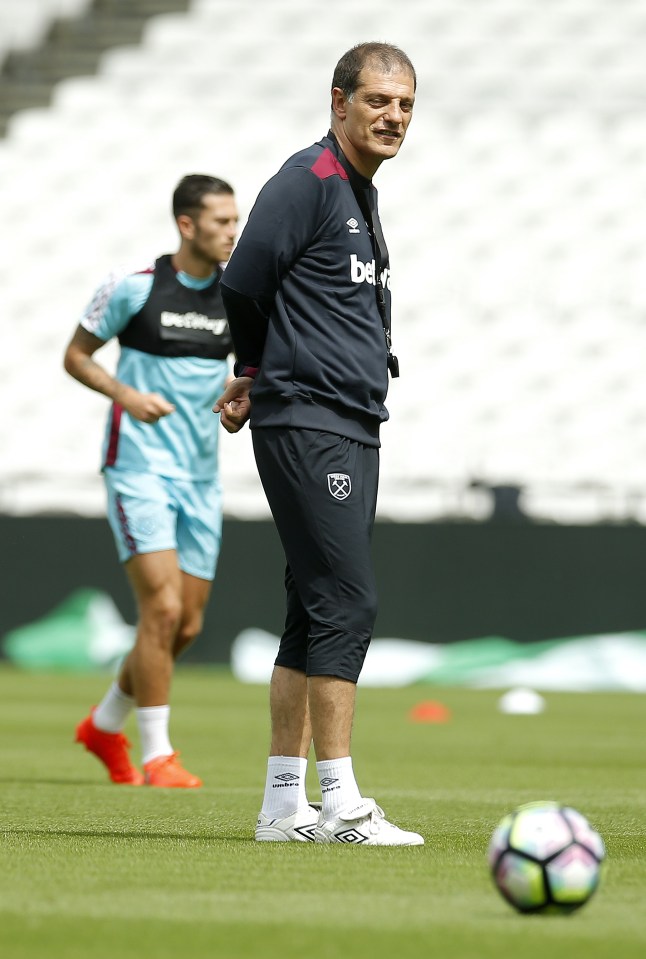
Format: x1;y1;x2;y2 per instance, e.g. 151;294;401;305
327;473;352;500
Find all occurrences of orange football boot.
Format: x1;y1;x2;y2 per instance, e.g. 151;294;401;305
143;752;202;788
75;709;144;785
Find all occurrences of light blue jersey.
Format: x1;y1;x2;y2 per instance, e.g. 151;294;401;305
80;264;229;481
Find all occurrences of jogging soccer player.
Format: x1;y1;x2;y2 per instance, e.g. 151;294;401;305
214;43;424;844
64;175;238;787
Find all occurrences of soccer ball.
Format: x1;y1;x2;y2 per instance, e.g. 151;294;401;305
488;801;605;914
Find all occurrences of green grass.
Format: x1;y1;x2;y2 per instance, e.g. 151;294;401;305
1;666;645;959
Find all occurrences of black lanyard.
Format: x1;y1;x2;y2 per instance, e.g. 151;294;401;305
329;134;400;377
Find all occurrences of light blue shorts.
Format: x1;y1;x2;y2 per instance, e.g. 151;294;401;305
104;467;222;580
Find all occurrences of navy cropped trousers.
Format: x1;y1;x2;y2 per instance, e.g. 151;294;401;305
252;427;379;683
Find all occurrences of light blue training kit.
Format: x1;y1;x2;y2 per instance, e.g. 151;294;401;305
81;255;230;578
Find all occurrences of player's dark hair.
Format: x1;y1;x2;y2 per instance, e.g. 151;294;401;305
331;42;416;101
172;174;234;219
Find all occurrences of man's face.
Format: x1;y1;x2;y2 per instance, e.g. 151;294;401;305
332;64;415;176
190;193;239;264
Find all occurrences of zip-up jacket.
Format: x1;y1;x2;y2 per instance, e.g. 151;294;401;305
221;133;393;446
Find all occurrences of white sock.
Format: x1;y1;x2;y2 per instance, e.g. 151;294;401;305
136;705;173;764
316;756;363;819
261;756;309;818
93;682;135;733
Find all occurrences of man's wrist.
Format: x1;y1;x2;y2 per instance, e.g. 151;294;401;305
112;381;132;405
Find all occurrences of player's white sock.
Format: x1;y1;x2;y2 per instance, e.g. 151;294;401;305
136;705;173;764
93;682;135;733
316;756;363;819
261;756;309;818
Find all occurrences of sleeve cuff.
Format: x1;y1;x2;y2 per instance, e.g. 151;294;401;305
233;363;260;379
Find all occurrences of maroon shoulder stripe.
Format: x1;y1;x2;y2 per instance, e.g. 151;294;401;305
311;149;349;181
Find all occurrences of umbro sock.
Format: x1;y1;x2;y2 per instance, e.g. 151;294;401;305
316;756;363;819
136;705;173;764
261;756;309;818
93;682;135;733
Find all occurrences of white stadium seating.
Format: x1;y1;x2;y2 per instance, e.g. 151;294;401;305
0;0;91;63
3;0;646;522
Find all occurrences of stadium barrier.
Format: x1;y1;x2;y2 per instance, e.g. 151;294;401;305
3;515;646;665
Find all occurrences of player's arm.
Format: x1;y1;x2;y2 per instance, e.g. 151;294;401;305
220;167;324;374
64;271;175;424
63;325;175;424
220;286;269;378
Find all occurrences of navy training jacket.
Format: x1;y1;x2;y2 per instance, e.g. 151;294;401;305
221;132;394;447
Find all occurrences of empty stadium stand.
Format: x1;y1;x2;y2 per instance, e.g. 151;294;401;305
2;0;646;523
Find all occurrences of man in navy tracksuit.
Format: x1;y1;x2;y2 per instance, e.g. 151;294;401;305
215;42;423;845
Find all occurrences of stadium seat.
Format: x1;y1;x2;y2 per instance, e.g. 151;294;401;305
4;0;646;521
0;0;91;64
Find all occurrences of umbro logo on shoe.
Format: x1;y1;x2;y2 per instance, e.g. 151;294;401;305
332;828;368;844
314;799;424;845
294;822;317;841
255;804;320;842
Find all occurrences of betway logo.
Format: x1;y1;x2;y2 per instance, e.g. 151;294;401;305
160;311;227;335
349;254;391;290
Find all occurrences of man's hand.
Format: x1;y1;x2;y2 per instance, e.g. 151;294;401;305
62;328;176;424
118;386;175;423
213;376;254;433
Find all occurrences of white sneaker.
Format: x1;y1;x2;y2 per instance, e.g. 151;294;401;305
255;803;321;842
314;799;424;846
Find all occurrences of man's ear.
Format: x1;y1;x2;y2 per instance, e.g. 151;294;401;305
176;213;195;241
331;87;348;120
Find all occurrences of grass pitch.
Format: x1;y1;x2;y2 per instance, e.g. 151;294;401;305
1;665;645;959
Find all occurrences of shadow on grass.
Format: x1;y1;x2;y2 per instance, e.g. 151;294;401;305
0;776;120;786
0;776;231;789
4;826;250;842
